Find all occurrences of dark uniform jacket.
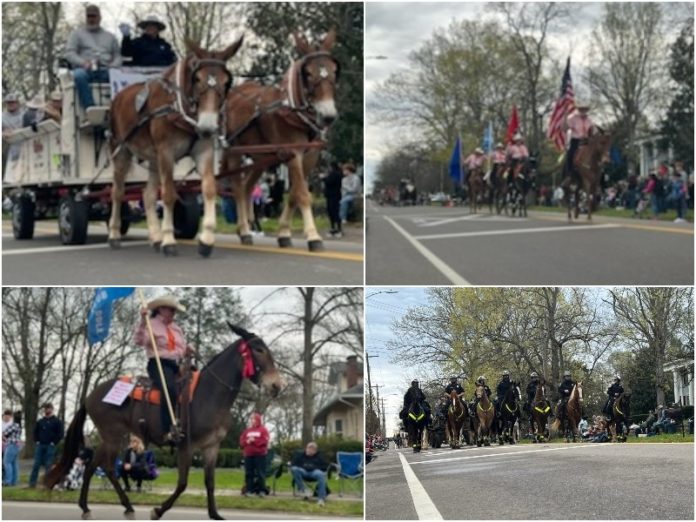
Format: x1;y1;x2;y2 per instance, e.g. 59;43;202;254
607;382;624;400
34;415;64;445
121;35;176;67
558;379;576;401
404;387;426;409
526;380;540;403
444;383;464;395
496;379;512;400
291;450;328;472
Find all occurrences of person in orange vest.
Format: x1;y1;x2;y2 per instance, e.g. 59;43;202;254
563;103;595;178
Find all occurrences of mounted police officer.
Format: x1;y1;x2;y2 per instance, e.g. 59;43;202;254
524;371;541;422
495;370;513;417
400;379;429;422
470;376;491;416
441;376;465;416
557;371;576;422
603;375;624;421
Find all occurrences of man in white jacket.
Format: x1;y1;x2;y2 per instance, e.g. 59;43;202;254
339;163;361;224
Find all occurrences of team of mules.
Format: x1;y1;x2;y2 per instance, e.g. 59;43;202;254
107;29;340;257
46;324;284;520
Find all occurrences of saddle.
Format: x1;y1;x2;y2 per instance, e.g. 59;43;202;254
119;370;201;405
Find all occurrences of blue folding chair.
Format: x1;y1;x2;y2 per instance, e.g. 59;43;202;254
335;451;363;497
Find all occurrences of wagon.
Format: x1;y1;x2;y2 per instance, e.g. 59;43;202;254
3;67;201;245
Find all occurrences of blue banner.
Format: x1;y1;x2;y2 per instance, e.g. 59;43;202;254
482;122;493;153
448;136;463;184
87;287;135;346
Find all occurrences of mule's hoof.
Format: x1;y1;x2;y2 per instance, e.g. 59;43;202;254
240;234;253;245
150;508;161;520
198;241;214;258
109;239;122;249
124;510;136;520
278;237;292;248
81;512;93;520
152;241;161;252
162;245;178;257
308;240;324;252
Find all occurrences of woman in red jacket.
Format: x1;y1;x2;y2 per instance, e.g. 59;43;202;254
240;412;270;497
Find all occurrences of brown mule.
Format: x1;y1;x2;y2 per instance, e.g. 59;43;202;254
108;37;244;258
446;390;469;448
474;384;495;446
488;163;508;215
552;381;583;442
563;133;612;222
530;380;551;443
468;168;484;214
223;29;340;252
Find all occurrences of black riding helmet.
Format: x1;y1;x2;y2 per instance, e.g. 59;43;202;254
563;371;571;380
502;370;510;380
450;376;458;383
530;371;539;379
411;379;419;387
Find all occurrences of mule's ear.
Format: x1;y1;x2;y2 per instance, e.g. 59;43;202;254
321;28;337;51
293;31;312;55
185;38;204;57
227;321;252;340
219;34;244;62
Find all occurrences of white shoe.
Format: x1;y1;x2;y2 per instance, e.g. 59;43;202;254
673;218;686;223
317;499;325;507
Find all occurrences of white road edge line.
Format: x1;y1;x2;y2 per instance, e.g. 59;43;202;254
413;223;621;241
383;215;470;285
398;451;443;520
410;443;609;465
3;240;150;256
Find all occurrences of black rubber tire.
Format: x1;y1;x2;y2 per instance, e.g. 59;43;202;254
174;193;200;240
59;196;89;245
12;196;35;240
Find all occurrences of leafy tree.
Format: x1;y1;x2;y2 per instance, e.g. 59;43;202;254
661;17;694;168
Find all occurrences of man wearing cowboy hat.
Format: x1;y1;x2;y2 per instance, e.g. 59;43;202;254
464;147;485;172
487;142;507;186
65;5;121;110
563;102;595;179
133;294;195;444
22;95;47;129
43;92;63;123
120;15;176;67
506;133;529;182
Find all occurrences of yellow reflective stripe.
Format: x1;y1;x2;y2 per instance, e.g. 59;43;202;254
505;403;518;413
478;402;493;412
534;405;551;414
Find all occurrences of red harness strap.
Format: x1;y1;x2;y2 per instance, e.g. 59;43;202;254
239;341;256;379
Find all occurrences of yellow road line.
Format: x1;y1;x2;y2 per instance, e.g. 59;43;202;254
3;225;363;262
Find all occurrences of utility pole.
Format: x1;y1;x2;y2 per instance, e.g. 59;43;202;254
381;397;386;437
366;353;379;432
373;384;383;434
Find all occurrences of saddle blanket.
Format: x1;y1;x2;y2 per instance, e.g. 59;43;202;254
118;371;201;405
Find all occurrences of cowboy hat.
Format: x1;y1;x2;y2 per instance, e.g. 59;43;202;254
49;91;63;102
147;294;186;312
475;147;484;154
576;102;590;111
495;142;504;149
138;14;166;31
513;133;523;141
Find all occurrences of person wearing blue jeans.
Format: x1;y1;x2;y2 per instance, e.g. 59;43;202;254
73;68;110;109
28;403;63;488
290;442;328;506
339;163;361;224
3;411;22;486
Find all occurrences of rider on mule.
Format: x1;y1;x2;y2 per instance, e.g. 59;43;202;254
464;147;485;177
524;371;541;422
494;370;513;417
506;134;529;183
487;143;507;186
557;371;577;423
470;376;491;416
603;375;624;422
441;376;464;416
563;102;596;180
401;380;430;422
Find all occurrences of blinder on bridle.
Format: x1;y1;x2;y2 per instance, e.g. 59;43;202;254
187;56;233;105
300;51;340;95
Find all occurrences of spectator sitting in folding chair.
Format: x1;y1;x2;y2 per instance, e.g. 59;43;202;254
119;435;157;492
290;441;329;507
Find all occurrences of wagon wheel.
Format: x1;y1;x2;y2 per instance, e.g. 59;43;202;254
59;196;89;245
12;195;35;240
174;193;201;240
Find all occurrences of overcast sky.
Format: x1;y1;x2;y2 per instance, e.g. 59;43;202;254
364;1;688;190
365;287;429;435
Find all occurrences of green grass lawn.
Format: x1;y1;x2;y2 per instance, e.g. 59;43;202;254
1;469;363;517
528;204;694;222
512;432;693;444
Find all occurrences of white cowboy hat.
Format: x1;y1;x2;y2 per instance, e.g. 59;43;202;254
576;102;590;111
49;91;63;102
513;133;523;141
138;14;166;31
475;147;484;154
495;142;504;149
147;294;186;312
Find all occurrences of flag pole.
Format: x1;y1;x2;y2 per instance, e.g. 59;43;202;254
136;288;178;435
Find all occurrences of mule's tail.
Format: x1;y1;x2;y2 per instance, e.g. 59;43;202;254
550;418;561;433
45;404;87;489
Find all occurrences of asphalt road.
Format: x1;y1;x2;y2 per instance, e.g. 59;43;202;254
365;443;694;520
1;501;352;520
366;201;694;285
2;221;363;285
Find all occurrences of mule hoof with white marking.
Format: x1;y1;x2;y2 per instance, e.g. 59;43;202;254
240;234;253;245
109;239;122;249
150;508;161;520
124;510;136;520
198;241;214;258
308;240;324;252
152;241;161;252
162;245;178;257
278;237;292;248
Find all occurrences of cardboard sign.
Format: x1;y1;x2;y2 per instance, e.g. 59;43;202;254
102;380;136;406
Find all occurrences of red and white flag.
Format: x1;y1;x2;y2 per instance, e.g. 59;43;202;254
547;57;575;151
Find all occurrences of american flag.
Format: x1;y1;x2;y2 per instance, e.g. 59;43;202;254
547;57;575;151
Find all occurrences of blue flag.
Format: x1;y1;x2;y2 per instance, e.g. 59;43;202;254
482;122;493;153
87;287;135;346
448;136;463;184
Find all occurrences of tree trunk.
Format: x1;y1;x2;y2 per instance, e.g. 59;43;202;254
302;288;315;445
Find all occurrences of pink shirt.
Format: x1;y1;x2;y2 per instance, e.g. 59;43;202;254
464;154;485;169
492;150;506;164
134;316;187;361
566;113;593;139
507;143;529;160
